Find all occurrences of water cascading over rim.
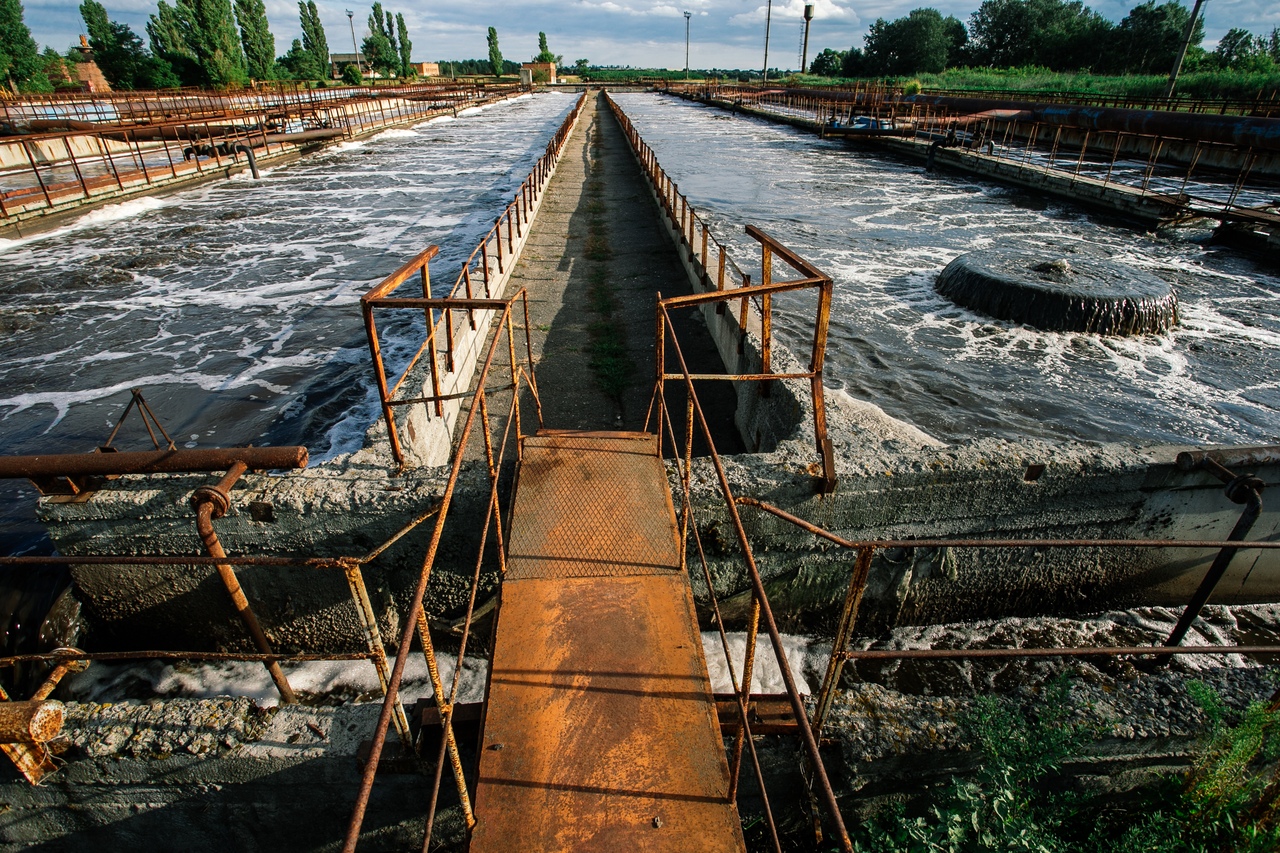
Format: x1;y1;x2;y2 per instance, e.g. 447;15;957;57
934;250;1179;336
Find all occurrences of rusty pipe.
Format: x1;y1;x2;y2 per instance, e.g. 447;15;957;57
0;701;64;744
0;446;307;480
192;462;298;704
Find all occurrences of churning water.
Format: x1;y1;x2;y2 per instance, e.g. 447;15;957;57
612;93;1280;449
0;92;578;556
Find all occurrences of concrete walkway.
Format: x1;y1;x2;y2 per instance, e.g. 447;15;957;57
468;91;740;454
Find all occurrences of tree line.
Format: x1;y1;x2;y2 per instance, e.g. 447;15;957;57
0;0;417;92
807;0;1280;78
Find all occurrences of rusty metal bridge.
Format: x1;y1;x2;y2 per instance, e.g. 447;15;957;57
2;89;1280;852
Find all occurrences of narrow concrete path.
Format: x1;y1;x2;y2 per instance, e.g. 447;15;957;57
467;91;740;455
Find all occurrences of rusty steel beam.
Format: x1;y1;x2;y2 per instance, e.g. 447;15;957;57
0;446;307;480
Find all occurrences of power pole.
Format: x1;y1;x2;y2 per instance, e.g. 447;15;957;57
684;11;691;83
346;10;362;78
762;0;772;83
1163;0;1207;100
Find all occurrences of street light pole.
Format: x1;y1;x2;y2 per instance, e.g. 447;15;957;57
346;10;362;79
762;0;772;83
684;11;691;83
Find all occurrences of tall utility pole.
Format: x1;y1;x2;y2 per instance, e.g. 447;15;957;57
800;4;814;74
684;11;692;82
762;0;772;83
1163;0;1206;99
346;10;362;78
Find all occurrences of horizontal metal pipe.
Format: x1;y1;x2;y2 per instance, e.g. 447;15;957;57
0;650;373;667
0;446;307;479
1177;445;1280;471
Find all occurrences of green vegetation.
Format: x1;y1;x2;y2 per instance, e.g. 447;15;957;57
805;0;1279;99
341;62;361;86
849;679;1280;852
486;26;502;78
533;32;561;66
233;0;274;80
0;0;46;91
79;0;177;89
395;13;411;79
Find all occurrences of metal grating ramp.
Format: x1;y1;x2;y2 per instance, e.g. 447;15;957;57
503;432;682;580
470;431;746;852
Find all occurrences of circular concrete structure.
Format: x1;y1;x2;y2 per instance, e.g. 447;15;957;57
935;250;1178;336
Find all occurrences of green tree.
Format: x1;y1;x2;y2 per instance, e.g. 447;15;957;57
968;0;1112;71
840;47;867;77
81;2;177;90
573;57;588;76
487;26;502;77
395;12;410;77
361;2;396;75
864;9;963;75
148;1;202;85
154;0;248;87
341;61;361;84
533;31;560;64
1107;1;1202;74
233;0;274;80
809;47;846;77
298;0;328;77
1213;27;1274;72
278;37;319;79
0;0;45;91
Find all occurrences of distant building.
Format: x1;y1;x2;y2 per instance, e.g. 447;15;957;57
330;52;367;78
521;62;557;84
411;62;440;77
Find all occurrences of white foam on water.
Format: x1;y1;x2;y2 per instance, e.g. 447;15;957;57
66;653;490;708
370;128;418;142
0;196;168;253
701;631;826;695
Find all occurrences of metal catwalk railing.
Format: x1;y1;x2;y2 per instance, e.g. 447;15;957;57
0;82;527;222
362;92;584;468
603;90;838;491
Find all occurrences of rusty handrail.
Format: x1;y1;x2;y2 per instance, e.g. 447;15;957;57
0;84;525;222
605;91;837;492
361;92;583;468
344;289;539;852
655;301;853;852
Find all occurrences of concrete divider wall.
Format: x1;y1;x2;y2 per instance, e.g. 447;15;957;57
392;94;585;468
603;92;810;454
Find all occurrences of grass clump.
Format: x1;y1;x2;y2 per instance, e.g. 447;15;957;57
849;679;1280;853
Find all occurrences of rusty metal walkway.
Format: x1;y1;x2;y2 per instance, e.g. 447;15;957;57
471;431;746;852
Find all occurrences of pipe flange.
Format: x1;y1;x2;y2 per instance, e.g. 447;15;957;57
191;485;231;519
1225;474;1265;505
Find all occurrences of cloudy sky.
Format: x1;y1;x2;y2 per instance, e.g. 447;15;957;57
21;0;1279;71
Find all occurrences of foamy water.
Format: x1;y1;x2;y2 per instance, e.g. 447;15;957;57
613;93;1280;447
0;92;578;554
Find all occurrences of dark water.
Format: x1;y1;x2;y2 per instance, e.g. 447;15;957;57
0;93;578;558
613;93;1280;449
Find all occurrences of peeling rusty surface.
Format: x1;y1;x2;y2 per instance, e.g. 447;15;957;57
472;432;744;852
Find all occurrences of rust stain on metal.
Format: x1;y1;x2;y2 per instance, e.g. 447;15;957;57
472;432;745;852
